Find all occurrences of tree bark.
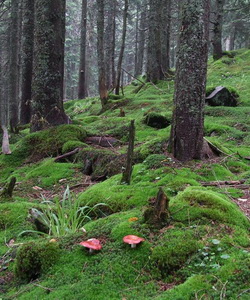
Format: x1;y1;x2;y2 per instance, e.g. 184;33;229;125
78;0;88;99
115;0;129;95
121;120;135;185
20;0;35;124
31;0;68;132
161;0;171;74
9;0;19;133
96;0;108;107
169;0;210;162
147;0;164;82
135;5;147;77
1;125;11;155
212;0;224;60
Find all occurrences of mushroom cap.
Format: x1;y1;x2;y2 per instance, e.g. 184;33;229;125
123;235;145;245
79;238;102;250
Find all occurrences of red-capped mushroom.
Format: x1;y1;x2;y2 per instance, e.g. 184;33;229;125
123;235;145;248
79;238;102;254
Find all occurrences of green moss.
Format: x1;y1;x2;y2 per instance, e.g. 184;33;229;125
171;187;249;229
152;229;200;275
143;154;167;169
62;141;88;154
15;241;59;282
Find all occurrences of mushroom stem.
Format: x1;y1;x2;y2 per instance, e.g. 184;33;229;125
89;248;94;254
131;244;136;248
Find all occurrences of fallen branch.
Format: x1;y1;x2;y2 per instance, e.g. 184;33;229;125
54;148;80;162
200;180;246;187
121;67;145;85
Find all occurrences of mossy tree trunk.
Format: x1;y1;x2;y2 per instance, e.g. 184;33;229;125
169;0;210;162
212;0;224;60
78;0;88;100
31;0;68;132
20;0;35;125
96;0;108;107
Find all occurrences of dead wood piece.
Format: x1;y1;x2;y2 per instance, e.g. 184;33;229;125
0;177;16;198
54;148;80;162
85;136;120;148
1;126;11;155
144;187;170;228
121;120;135;185
201;180;246;187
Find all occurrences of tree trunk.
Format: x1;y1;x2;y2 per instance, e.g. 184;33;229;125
78;0;88;99
31;0;68;132
105;0;116;90
161;0;171;75
212;0;224;60
169;0;210;162
9;0;19;133
96;0;108;107
20;0;35;125
115;0;129;95
135;5;147;77
147;0;164;82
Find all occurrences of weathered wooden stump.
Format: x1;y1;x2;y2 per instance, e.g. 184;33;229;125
206;86;238;107
0;177;16;199
143;188;170;228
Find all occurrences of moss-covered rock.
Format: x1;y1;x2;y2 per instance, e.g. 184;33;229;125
143;112;171;129
62;141;88;154
15;242;59;282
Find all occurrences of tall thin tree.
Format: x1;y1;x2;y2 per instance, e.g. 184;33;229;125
78;0;88;99
20;0;35;124
96;0;108;107
115;0;129;95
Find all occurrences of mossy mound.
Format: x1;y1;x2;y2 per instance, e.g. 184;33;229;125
152;229;200;275
15;241;59;283
171;187;249;229
143;112;171;129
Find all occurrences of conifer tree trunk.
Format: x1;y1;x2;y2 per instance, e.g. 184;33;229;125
212;0;224;60
115;0;129;95
147;0;164;82
135;5;147;77
20;0;35;125
161;0;171;75
78;0;87;99
9;0;19;133
31;0;68;132
96;0;108;107
169;0;210;162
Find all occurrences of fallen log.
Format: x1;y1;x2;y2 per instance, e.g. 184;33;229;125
54;148;80;162
85;136;120;148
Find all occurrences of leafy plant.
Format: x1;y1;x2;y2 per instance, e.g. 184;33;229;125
20;186;107;238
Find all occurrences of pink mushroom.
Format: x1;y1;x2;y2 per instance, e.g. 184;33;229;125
79;238;102;254
123;235;145;248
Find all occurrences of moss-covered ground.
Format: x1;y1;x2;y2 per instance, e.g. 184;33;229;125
0;49;250;299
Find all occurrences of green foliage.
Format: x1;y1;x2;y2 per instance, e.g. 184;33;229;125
21;187;107;238
14;241;59;282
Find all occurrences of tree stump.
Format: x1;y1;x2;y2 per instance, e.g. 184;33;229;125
143;187;170;228
121;120;135;185
0;177;16;199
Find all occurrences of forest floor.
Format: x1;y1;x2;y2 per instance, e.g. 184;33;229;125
0;49;250;299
